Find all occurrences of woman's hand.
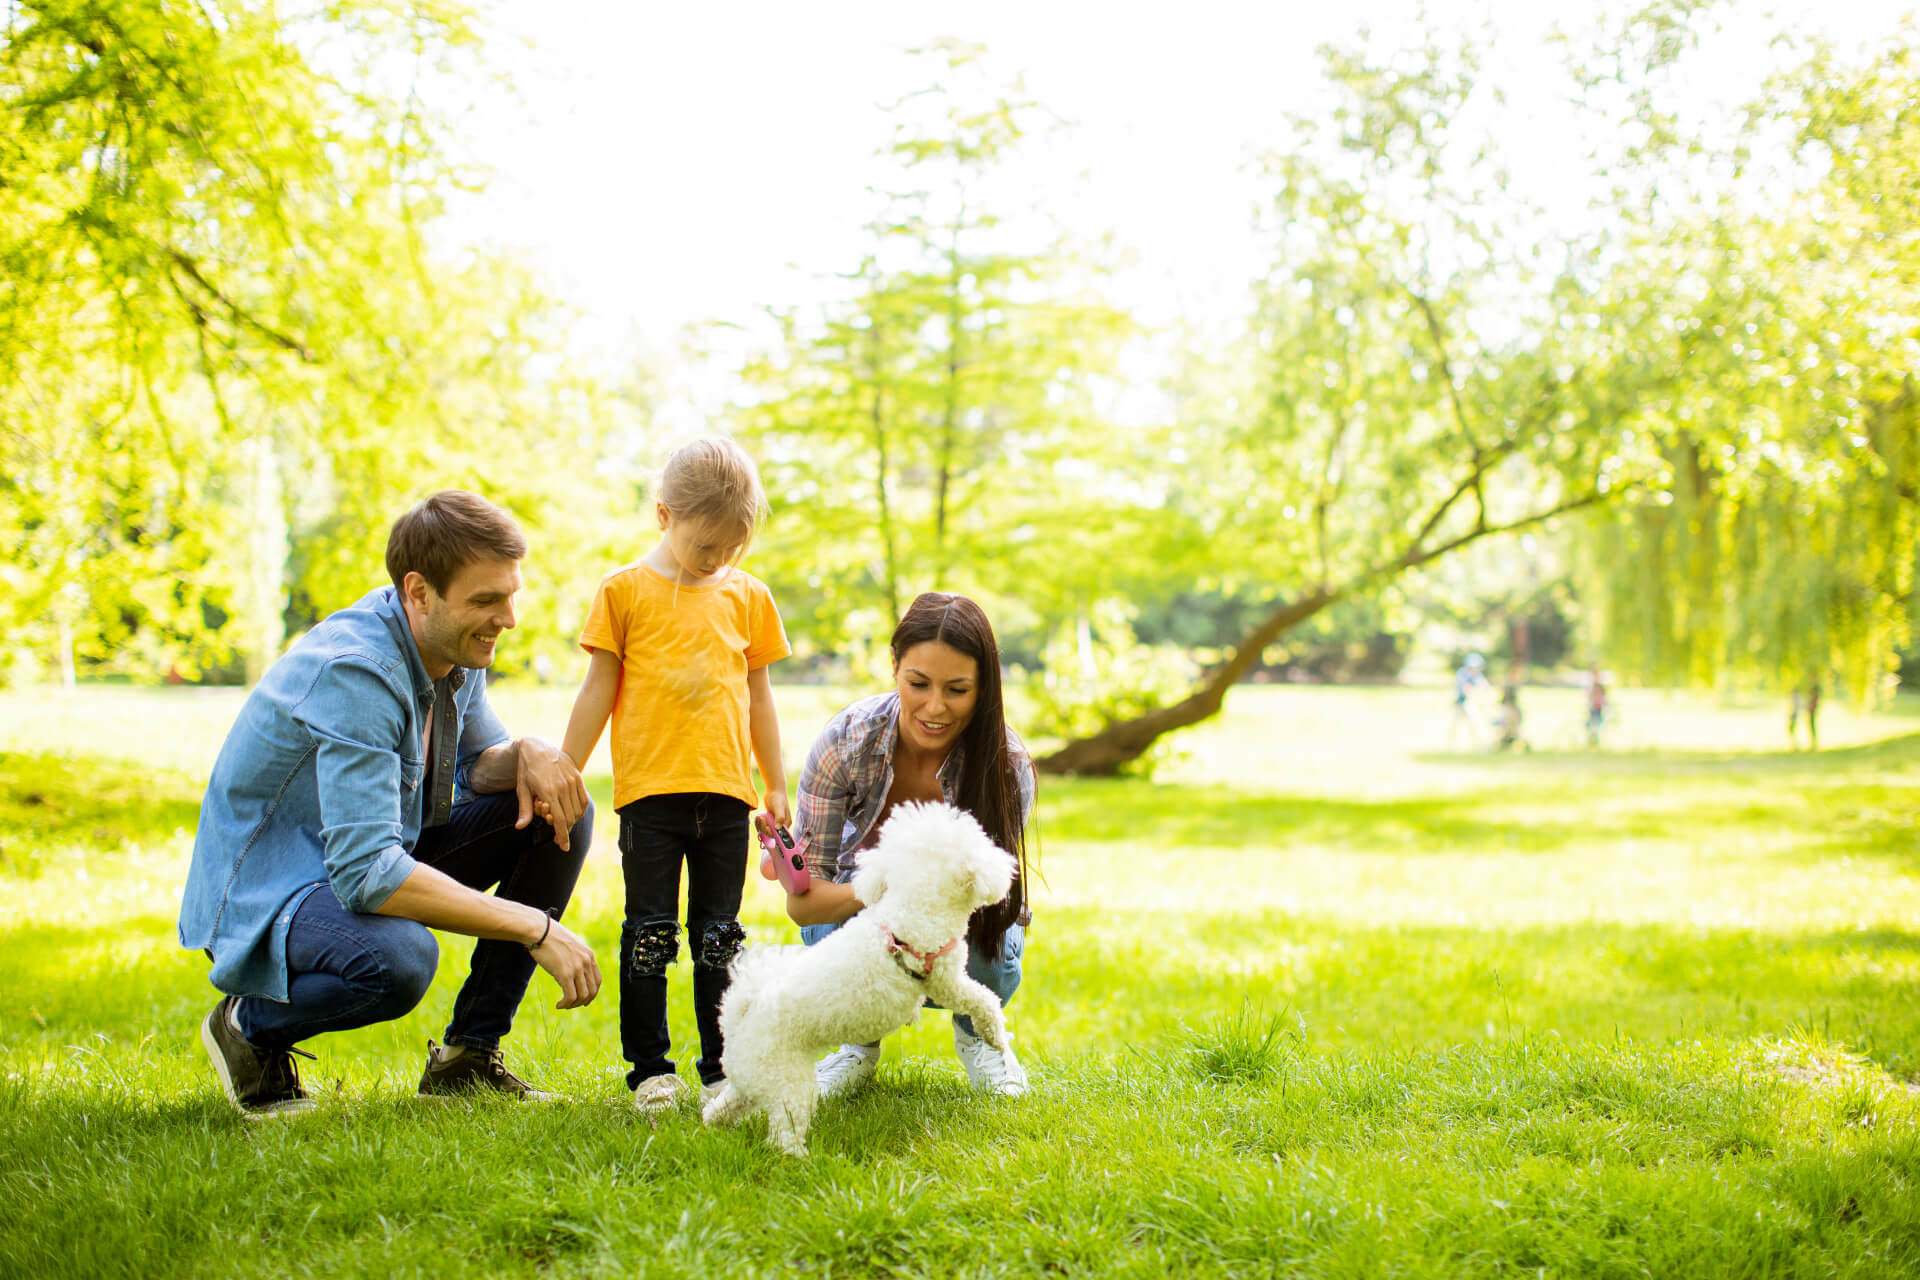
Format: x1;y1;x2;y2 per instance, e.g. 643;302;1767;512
784;877;863;927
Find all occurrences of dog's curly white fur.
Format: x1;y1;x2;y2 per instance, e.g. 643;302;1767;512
701;801;1016;1156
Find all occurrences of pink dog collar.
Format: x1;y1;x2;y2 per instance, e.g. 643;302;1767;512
881;927;958;980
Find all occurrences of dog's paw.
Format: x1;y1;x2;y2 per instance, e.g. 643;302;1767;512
978;1015;1009;1052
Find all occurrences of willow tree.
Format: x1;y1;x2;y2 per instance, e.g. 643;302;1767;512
0;0;606;683
1574;30;1920;701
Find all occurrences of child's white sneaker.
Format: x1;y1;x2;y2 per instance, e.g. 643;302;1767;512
954;1024;1028;1097
814;1043;880;1099
632;1072;687;1113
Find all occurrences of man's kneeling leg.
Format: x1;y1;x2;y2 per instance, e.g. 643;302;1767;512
236;887;440;1049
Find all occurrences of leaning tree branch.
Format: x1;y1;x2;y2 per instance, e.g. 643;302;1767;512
1410;289;1483;456
1034;467;1640;776
167;249;319;362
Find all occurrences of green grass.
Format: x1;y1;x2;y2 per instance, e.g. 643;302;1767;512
2;684;1918;1277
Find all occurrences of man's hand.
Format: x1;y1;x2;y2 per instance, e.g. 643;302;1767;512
514;736;589;851
528;913;601;1009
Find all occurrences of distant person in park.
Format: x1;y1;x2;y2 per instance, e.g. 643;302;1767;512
1788;679;1822;750
1584;662;1609;747
1447;652;1489;748
1495;678;1528;751
180;492;600;1118
778;592;1037;1099
559;437;791;1115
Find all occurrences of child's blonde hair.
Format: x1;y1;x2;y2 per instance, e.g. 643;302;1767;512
658;436;767;552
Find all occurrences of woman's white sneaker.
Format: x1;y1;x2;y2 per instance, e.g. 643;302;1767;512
954;1024;1028;1097
814;1043;880;1099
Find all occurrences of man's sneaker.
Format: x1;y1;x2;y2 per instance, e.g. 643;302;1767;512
632;1072;688;1113
418;1040;560;1101
199;996;317;1119
815;1043;880;1100
954;1023;1029;1097
700;1079;728;1108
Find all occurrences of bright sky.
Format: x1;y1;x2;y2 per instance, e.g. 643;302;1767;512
441;0;1913;414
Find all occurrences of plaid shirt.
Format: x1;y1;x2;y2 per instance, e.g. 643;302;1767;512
795;691;1036;883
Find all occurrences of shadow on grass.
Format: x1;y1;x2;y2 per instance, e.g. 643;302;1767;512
0;750;201;870
1030;908;1920;1075
1414;730;1920;779
1043;736;1920;863
1040;778;1597;852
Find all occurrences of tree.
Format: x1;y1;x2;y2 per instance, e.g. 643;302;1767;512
1036;27;1670;774
733;42;1138;668
1571;24;1920;701
0;0;616;683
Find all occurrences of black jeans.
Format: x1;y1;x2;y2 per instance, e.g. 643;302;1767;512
236;791;592;1052
618;792;750;1087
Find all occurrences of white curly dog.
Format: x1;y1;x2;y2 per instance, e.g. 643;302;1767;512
701;800;1016;1156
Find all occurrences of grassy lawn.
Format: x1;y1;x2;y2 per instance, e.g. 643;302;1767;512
2;682;1917;1277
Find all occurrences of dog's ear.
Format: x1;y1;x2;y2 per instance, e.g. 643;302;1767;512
850;846;888;905
972;846;1014;904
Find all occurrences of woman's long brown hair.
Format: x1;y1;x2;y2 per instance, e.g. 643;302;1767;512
891;592;1029;960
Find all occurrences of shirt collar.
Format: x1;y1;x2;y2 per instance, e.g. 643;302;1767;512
374;586;464;706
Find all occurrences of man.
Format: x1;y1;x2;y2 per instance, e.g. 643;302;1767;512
179;491;601;1117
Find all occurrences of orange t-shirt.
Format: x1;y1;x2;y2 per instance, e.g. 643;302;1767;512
578;562;790;810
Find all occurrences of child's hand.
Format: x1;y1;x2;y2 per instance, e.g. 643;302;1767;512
761;792;792;832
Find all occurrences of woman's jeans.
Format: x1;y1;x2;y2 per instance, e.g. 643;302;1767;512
235;792;592;1051
800;918;1024;1039
618;792;751;1088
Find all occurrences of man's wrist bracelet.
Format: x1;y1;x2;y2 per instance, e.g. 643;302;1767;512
527;909;556;951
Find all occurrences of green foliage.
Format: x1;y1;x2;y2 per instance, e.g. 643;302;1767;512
1569;28;1920;701
1014;602;1195;771
733;42;1142;657
0;0;629;685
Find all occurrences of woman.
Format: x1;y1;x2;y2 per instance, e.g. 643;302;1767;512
770;592;1035;1098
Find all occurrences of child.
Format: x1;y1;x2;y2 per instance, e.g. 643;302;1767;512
561;437;791;1112
1447;652;1489;749
1585;663;1609;747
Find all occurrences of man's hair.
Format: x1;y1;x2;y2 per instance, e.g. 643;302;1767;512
385;491;527;594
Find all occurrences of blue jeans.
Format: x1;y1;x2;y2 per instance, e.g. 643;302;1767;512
235;792;592;1051
800;919;1024;1039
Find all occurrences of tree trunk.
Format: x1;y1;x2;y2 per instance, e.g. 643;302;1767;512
868;322;900;621
242;433;288;685
1035;589;1339;775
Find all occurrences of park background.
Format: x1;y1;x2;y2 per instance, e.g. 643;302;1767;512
4;0;1920;1275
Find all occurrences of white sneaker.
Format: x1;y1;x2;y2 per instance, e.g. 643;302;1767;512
699;1079;728;1107
814;1043;880;1100
632;1072;687;1113
954;1024;1028;1097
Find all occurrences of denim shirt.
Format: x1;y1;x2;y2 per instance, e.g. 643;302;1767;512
178;586;511;1001
794;691;1035;884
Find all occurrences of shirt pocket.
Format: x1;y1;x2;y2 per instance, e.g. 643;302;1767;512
400;756;425;796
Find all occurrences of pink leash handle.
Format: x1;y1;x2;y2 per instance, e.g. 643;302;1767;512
758;823;812;895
